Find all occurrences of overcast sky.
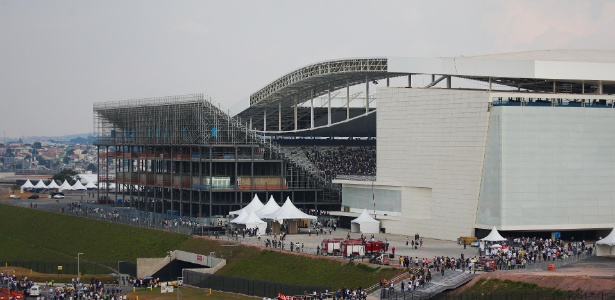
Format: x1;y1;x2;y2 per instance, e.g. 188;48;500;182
1;0;614;138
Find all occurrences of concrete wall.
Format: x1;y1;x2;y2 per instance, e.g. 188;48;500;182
138;250;226;278
137;257;171;278
376;88;491;240
477;106;615;230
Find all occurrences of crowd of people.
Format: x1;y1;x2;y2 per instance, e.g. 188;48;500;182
480;237;593;270
304;146;376;178
1;272;33;298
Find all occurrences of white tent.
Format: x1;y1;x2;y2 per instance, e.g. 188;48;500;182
481;226;507;242
596;227;615;257
84;181;97;189
229;195;265;216
20;179;35;193
260;197;317;223
47;180;60;190
350;209;380;234
34;180;48;189
72;180;87;190
230;210;249;224
233;211;267;235
78;173;98;185
59;180;75;192
254;196;281;217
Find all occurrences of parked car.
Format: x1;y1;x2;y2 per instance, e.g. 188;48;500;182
52;194;65;199
28;194;40;199
470;240;480;247
9;194;20;199
29;285;41;296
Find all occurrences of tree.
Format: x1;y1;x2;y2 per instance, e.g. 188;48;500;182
53;169;78;185
86;163;98;172
62;156;70;164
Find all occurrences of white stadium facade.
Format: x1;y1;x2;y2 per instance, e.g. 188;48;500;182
237;49;615;241
96;49;615;241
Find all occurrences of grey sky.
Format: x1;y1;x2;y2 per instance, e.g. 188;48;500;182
1;0;614;138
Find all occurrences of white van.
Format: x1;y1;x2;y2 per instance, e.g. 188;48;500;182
29;285;41;296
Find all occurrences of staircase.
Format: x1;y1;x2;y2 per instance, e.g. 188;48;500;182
369;269;475;299
209;102;336;196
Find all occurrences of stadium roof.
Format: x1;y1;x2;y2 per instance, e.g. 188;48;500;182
238;49;615;137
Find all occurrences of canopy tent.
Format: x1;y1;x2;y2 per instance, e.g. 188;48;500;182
232;211;267;235
20;179;35;193
230;210;249;224
350;209;380;234
481;226;507;242
596;227;615;257
254;196;281;217
47;180;60;189
229;195;265;216
84;181;97;189
260;197;317;223
34;180;48;189
260;197;317;234
59;180;75;192
72;180;87;190
78;173;98;185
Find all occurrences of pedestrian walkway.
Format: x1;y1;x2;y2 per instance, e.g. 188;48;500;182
370;269;475;299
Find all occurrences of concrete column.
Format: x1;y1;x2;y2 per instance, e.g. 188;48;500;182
346;80;350;120
489;78;492;91
431;74;435;83
408;74;412;88
249;117;252;130
263;110;267;132
447;76;451;89
553;81;557;93
582;80;585;94
294;98;298;131
310;90;314;129
278;102;282;131
386;76;389;87
598;80;603;94
327;87;331;125
365;76;370;113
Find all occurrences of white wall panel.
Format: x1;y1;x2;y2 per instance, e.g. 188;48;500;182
376;88;490;240
478;106;615;230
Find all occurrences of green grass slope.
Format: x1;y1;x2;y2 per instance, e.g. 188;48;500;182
455;278;576;299
0;203;400;289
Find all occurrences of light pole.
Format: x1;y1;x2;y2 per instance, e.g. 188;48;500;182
77;253;84;281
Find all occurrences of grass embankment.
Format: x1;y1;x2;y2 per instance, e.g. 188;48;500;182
0;203;400;289
454;278;576;299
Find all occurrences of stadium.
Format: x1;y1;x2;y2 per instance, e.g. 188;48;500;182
94;49;615;241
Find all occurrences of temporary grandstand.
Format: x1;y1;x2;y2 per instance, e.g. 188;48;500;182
95;50;615;241
93;94;338;218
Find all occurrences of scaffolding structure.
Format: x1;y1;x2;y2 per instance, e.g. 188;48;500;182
93;94;340;218
94;94;256;146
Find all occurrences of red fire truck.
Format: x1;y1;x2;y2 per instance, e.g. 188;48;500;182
321;238;345;256
340;239;387;258
0;288;25;300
